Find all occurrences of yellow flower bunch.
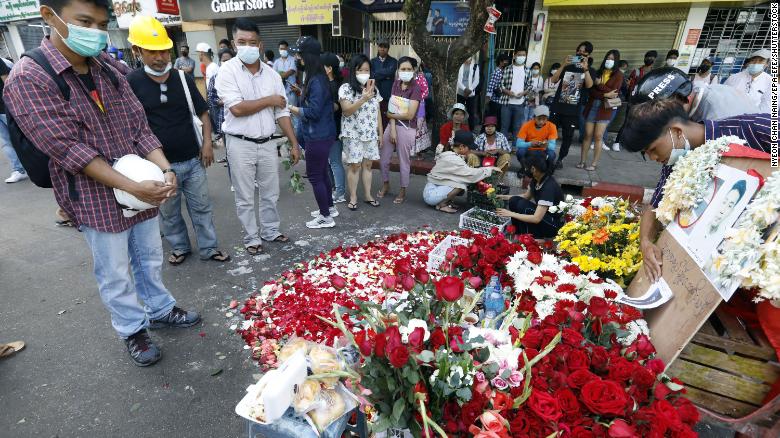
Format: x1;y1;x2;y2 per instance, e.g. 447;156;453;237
554;197;642;284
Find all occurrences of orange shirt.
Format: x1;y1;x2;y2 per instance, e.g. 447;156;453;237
517;120;558;145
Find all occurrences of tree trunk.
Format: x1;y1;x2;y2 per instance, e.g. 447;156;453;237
404;0;492;143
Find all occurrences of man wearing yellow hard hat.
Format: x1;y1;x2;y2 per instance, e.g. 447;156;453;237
126;15;231;273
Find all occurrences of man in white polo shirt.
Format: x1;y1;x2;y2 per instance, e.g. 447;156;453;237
216;18;301;255
725;48;771;113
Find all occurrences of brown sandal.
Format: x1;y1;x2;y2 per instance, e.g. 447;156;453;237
208;250;231;262
246;245;263;255
168;250;190;265
435;205;458;214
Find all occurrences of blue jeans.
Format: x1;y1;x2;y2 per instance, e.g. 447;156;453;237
82;217;176;338
523;105;535;125
328;139;346;199
0;114;24;173
501;103;526;143
158;157;220;259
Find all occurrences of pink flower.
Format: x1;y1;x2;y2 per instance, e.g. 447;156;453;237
508;370;523;387
475;371;486;383
491;376;509;390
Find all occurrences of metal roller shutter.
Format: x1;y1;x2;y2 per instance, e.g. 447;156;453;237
17;21;46;51
254;22;300;56
542;6;688;74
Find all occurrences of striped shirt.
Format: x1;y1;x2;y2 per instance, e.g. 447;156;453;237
487;68;503;102
4;38;162;233
650;113;771;208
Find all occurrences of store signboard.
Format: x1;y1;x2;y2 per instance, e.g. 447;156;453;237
346;0;404;12
0;0;41;22
114;0;182;29
179;0;283;21
287;0;337;25
156;0;180;15
426;1;470;37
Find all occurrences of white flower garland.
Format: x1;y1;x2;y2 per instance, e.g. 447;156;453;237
655;136;743;225
709;173;780;301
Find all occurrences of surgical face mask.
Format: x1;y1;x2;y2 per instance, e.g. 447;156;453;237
279;49;288;58
398;71;414;82
666;129;691;166
666;59;677;67
144;62;171;77
531;69;540;76
50;10;108;57
747;63;765;75
339;61;345;68
237;45;260;65
619;68;627;73
356;73;370;85
550;69;558;76
604;59;615;69
515;56;526;65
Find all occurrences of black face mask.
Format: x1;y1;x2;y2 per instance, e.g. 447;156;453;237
697;64;711;74
644;57;655;66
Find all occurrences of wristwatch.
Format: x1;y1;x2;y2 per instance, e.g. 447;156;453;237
162;168;176;175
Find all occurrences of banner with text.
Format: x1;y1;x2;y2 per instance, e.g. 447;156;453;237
426;1;470;37
287;0;337;25
114;0;181;29
0;0;40;23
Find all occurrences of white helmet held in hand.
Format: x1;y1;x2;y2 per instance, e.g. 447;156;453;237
112;154;165;218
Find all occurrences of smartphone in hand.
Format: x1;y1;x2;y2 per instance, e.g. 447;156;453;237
571;55;581;64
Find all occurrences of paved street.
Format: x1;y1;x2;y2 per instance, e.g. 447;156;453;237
0;151;730;438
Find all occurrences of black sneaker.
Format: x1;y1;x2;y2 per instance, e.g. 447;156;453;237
555;160;563;170
124;329;161;367
149;306;201;329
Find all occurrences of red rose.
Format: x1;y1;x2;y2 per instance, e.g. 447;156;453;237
388;346;410;368
674;397;700;426
414;381;429;403
654;381;672;400
571;426;595;438
374;332;387;357
430;327;447;351
608;357;635;383
384;325;403;354
448;325;465;352
646;358;665;375
580;379;629;416
589;345;609;371
508;410;531;435
527;251;543;265
651;399;682;432
505;224;516;235
588;296;610;317
556;388;581;418
635;334;656;358
414;268;430;284
408;327;425;350
395;258;412;275
631;366;656;390
354;329;374;356
435;276;465;302
401;274;416;291
468;276;483;289
330;274;347;289
566;348;590;370
492;391;513;412
382;274;398;290
460;399;483;426
562;328;585;346
608;419;638;438
528;390;562;422
566;369;598;389
521;328;543;350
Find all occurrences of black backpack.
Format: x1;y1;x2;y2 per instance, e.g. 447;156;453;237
5;48;119;198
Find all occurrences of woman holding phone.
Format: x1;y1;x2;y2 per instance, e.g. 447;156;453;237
378;56;422;204
338;54;383;211
578;49;623;171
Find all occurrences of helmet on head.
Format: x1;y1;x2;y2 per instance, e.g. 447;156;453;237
127;16;173;51
112;155;165;218
630;67;692;105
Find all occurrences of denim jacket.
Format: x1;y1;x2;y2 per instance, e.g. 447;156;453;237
297;73;336;143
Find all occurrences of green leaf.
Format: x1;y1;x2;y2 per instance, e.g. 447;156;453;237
407;372;420;385
392;398;406;423
455;387;472;401
417;350;435;363
500;368;511;379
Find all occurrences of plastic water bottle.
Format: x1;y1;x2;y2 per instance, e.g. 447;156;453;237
483;276;505;323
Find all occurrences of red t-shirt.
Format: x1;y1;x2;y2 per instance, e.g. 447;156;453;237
439;121;469;146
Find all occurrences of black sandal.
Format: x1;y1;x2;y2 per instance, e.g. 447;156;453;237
208;250;231;262
347;202;358;211
246;245;263;255
168;250;190;265
364;200;380;207
269;234;290;243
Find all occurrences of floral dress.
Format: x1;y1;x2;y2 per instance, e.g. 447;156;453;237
338;82;383;163
413;72;432;155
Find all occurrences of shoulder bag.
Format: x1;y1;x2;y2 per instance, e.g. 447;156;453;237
179;69;204;147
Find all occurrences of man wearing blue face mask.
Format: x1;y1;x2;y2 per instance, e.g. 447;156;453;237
619;98;770;283
725;49;771;113
216;18;301;255
4;0;202;367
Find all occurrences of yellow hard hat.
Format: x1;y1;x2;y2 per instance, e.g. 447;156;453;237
127;16;173;51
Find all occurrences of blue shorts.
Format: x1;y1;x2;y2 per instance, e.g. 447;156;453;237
423;183;454;206
585;99;615;123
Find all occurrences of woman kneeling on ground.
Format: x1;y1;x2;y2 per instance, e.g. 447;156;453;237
496;152;564;238
424;131;501;213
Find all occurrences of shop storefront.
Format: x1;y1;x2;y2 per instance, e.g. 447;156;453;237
0;0;44;59
114;0;185;60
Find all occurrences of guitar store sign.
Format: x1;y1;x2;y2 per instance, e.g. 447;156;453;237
179;0;284;21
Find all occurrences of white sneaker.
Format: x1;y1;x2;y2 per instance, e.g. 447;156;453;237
306;214;335;229
230;185;235;192
333;194;347;204
311;206;339;218
612;143;621;152
5;171;28;183
589;143;594;150
601;144;610;151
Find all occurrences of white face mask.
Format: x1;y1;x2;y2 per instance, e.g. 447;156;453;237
356;73;370;85
398;71;414;82
551;69;558;76
515;56;526;65
279;49;288;58
666;129;691;166
531;69;540;76
339;61;345;68
604;59;615;69
237;45;260;65
144;62;171;77
666;59;677;67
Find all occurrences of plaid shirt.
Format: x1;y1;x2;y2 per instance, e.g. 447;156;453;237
498;64;527;106
650;114;771;208
487;68;503;102
207;74;224;136
474;132;512;152
4;38;162;233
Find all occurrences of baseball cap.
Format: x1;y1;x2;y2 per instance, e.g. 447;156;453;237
483;116;498;126
195;42;212;53
533;105;550;117
453;130;474;148
748;48;770;61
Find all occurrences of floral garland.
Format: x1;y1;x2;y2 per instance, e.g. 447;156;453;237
708;173;780;301
655;135;743;225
